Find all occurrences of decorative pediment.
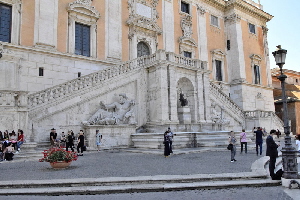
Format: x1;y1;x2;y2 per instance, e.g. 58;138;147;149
67;0;100;21
211;49;226;59
250;54;262;65
127;16;162;35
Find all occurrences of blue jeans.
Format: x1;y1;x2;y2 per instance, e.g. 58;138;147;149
256;142;263;155
17;141;23;149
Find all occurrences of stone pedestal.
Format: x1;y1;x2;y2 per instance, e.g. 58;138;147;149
84;125;136;149
178;107;191;124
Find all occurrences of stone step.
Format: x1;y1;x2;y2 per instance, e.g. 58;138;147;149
0;177;280;196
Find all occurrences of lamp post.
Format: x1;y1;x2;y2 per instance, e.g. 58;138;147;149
272;45;298;179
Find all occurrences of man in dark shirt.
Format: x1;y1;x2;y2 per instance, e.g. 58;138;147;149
254;127;264;156
50;128;56;147
266;129;280;179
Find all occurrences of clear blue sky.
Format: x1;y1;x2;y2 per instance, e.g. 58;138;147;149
260;0;300;72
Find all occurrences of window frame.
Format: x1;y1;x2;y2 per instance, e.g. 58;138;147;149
183;51;192;58
0;0;21;45
67;2;100;58
253;65;261;84
248;23;256;34
210;15;219;27
215;60;223;81
180;1;190;14
137;41;151;58
74;22;91;57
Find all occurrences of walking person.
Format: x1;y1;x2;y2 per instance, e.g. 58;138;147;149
96;130;102;152
228;131;237;162
66;131;74;152
253;127;264;156
240;129;247;154
77;130;84;156
266;129;280;179
163;130;170;157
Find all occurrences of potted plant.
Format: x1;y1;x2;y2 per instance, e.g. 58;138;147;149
39;147;78;169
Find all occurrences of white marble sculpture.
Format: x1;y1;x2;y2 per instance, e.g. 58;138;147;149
87;93;136;125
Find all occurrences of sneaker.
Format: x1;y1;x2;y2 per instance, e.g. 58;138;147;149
233;159;237;161
15;151;19;154
231;160;234;162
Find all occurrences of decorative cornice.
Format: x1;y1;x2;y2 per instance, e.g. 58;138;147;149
225;0;273;23
69;0;92;6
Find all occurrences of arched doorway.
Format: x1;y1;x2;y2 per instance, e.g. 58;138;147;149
137;42;150;57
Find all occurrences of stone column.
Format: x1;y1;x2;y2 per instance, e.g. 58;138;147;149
203;72;212;123
225;14;246;82
34;0;58;50
105;0;122;61
196;5;208;63
196;70;205;123
168;64;179;123
163;0;175;52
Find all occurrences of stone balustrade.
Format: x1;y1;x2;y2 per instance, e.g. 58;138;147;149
28;50;203;109
209;82;245;122
0;91;28;107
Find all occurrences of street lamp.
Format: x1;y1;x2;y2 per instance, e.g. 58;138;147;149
272;45;299;179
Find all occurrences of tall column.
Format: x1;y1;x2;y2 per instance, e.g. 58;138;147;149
34;0;58;49
203;72;211;123
105;0;122;61
197;5;208;63
225;14;246;82
168;64;179;123
163;0;175;52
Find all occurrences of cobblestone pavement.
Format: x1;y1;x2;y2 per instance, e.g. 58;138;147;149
2;186;293;200
1;150;262;181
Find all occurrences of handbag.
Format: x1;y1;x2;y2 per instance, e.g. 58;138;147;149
227;144;233;150
82;145;87;151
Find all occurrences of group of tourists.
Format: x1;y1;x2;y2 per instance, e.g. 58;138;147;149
49;128;103;156
0;129;25;161
227;127;287;180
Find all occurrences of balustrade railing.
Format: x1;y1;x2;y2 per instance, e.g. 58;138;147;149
28;50;204;109
209;82;245;121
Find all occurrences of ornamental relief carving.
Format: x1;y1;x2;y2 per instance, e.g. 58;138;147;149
127;0;162;36
196;5;206;15
225;13;241;24
179;15;197;49
68;0;100;19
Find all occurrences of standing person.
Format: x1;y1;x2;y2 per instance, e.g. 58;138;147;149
66;131;74;152
253;127;264;156
240;129;247;154
50;128;56;148
60;132;66;148
96;130;102;152
276;129;281;139
16;130;25;153
266;129;280;179
228;131;237;162
167;127;174;153
77;130;85;156
295;135;300;153
163;131;170;157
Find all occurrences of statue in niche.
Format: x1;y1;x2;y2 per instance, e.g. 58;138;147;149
179;92;188;107
87;93;136;125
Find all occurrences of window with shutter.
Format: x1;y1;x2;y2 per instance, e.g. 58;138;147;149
215;60;222;81
0;3;12;43
181;1;189;14
75;23;90;57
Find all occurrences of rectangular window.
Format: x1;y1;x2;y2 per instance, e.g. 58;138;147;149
215;60;222;81
75;23;90;57
78;72;81;77
249;23;256;34
181;1;189;14
227;40;230;50
0;3;12;43
254;65;260;84
39;68;44;77
211;15;218;27
184;51;192;58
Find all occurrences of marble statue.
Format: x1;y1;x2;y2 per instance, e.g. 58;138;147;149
87;93;136;125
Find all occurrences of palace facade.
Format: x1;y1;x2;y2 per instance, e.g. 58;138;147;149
0;0;282;147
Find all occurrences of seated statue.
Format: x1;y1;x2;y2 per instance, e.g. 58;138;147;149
179;92;188;107
88;93;136;125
